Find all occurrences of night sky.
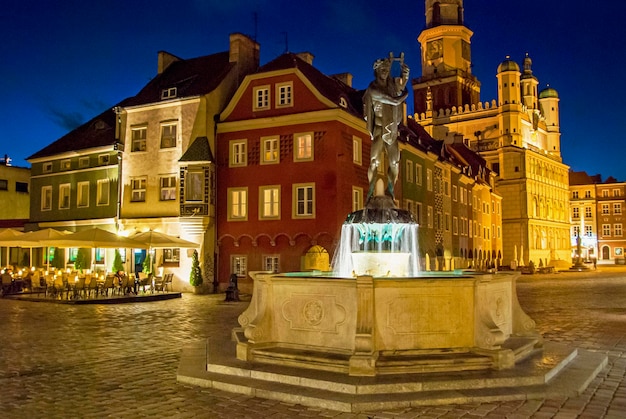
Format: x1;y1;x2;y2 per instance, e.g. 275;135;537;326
2;0;625;181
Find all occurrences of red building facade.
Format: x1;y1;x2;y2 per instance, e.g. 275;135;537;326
216;53;369;286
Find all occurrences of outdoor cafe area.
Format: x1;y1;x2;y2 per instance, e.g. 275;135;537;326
1;265;176;302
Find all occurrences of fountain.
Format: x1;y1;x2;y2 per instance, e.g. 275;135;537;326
177;52;607;411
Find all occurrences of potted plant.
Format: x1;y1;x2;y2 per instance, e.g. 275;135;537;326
190;250;204;293
74;248;90;273
112;249;124;274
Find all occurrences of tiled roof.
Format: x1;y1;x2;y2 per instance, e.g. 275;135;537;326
569;171;602;185
27;101;129;160
179;137;214;163
258;53;363;118
124;52;233;107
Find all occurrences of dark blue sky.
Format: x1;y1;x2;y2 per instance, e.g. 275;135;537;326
3;0;625;181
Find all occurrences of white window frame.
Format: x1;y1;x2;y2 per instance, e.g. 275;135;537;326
160;175;177;201
41;186;52;211
79;157;90;168
293;183;315;218
259;185;280;220
261;136;279;164
416;164;423;186
427;206;433;228
602;204;610;215
253;85;270;110
131;127;147;152
294;132;313;162
614;203;622;215
77;181;89;208
427;168;433;191
98;154;110;165
59;183;70;210
231;255;248;277
61;159;71;171
585;206;592;218
160;122;177;149
602;224;611;236
352;136;362;165
43;162;53;173
452;185;458;201
585;225;593;237
573;207;579;219
615;224;623;236
263;255;280;273
161;87;177;99
453;216;458;235
276;82;293;108
230;140;247;167
406;160;414;182
131;177;147;202
228;187;248;221
415;202;423;225
97;179;110;206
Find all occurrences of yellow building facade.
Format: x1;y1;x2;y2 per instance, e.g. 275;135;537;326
413;0;571;268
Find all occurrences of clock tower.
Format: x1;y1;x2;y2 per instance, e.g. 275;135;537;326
413;0;480;115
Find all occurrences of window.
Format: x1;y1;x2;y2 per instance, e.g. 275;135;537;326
602;204;610;215
585;207;592;218
97;179;109;206
61;159;71;170
427;169;433;191
352;187;363;212
185;171;204;202
163;248;180;263
572;191;579;199
131;127;147;152
160;123;177;148
263;255;280;273
614;189;621;197
231;255;248;277
293;183;315;218
160;175;177;201
276;82;293;107
615;224;623;236
77;182;89;207
415;202;423;224
294;133;313;161
131;177;146;202
253;86;270;110
614;203;622;215
43;162;53;173
573;226;580;236
79;157;90;168
445;213;450;231
98;154;110;165
352;136;362;165
41;186;52;211
259;186;280;219
453;216;458;235
603;224;611;236
427;206;433;228
15;182;28;193
0;179;7;190
406;160;414;182
261;136;279;164
59;184;70;209
602;190;609;197
572;208;579;219
230;140;247;167
585;225;593;237
228;187;248;221
161;87;177;99
416;164;423;186
453;185;458;201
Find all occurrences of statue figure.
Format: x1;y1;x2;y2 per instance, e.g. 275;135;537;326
363;52;410;206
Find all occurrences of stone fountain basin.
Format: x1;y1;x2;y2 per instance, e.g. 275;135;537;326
234;271;541;376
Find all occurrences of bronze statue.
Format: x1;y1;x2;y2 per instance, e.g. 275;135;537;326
363;52;409;206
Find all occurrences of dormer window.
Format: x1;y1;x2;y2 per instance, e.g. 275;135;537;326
339;97;348;108
161;87;177;100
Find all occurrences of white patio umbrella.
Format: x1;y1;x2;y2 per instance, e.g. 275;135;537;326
54;228;147;249
12;228;73;270
0;228;24;267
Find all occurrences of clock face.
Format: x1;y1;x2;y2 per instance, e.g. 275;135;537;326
426;39;442;61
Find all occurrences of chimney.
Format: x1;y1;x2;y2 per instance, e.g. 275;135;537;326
332;73;353;87
296;52;314;65
158;51;181;74
229;33;260;83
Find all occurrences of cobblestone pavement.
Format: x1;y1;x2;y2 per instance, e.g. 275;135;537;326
1;267;625;418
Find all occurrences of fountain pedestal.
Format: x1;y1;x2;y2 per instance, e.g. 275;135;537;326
234;271;541;376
